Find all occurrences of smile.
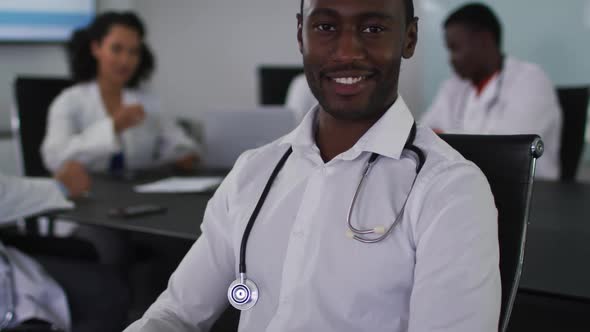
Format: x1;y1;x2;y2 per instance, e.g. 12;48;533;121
332;76;366;85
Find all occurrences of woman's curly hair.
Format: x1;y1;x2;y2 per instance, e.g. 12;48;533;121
67;11;155;88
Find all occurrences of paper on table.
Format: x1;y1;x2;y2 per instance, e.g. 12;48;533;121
134;177;223;193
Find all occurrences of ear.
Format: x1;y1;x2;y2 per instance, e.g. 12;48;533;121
402;18;418;59
297;13;303;54
480;30;497;51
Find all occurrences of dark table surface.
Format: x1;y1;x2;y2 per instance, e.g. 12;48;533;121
57;171;224;240
58;176;590;299
519;180;590;300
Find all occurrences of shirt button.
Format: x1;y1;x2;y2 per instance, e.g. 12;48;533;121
292;230;304;238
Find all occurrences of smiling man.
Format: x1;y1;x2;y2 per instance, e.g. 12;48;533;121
124;1;500;331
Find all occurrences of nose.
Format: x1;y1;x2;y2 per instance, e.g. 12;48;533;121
120;51;134;66
332;28;366;62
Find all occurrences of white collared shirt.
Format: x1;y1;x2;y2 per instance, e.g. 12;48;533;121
126;97;500;332
421;56;562;180
41;81;199;172
0;174;72;330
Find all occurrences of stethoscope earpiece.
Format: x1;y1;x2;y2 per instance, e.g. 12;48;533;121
227;273;259;311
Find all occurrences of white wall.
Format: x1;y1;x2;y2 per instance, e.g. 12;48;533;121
135;0;302;120
0;0;426;132
134;0;425;121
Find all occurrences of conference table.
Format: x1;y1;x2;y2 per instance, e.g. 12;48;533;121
57;174;590;300
519;180;590;300
58;170;224;240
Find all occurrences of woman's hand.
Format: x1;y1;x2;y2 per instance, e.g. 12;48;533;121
174;154;200;171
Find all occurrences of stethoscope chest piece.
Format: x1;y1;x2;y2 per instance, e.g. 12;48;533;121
227;273;259;310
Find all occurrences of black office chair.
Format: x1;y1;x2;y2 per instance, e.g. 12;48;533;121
556;86;589;182
11;76;74;234
13;76;74;177
211;135;542;332
439;134;542;332
258;66;304;105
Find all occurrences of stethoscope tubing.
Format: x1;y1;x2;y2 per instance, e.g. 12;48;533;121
238;147;292;274
229;122;425;310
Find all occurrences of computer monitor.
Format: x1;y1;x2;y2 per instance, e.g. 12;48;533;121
258;66;304;105
201;107;297;168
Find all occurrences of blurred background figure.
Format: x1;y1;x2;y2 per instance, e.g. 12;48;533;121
0;160;129;332
420;3;562;180
41;11;200;176
285;73;317;123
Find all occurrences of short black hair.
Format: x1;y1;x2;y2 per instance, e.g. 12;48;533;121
444;3;502;46
299;0;415;26
67;11;155;88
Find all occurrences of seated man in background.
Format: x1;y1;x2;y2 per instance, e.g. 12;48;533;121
420;3;562;179
0;161;129;332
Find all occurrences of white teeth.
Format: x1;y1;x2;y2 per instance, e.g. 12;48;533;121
333;77;364;85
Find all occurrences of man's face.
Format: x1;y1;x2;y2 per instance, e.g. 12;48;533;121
444;23;483;81
297;0;417;121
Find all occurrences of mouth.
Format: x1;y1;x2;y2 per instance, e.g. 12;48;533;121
323;71;375;96
332;76;367;85
115;67;133;77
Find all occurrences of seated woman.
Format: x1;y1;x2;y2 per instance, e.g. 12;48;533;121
42;11;200;174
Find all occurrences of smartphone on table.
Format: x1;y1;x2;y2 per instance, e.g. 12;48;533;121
108;204;167;218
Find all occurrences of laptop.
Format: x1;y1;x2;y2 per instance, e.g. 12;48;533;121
201;107;298;168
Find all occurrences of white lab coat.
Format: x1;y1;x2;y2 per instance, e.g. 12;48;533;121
41;81;200;173
0;174;72;330
421;56;562;180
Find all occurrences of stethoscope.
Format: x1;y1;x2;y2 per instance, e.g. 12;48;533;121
227;123;426;310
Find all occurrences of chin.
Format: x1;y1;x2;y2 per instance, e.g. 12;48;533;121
322;105;373;121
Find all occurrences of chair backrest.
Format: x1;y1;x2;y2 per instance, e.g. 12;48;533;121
438;134;542;332
258;66;304;105
13;76;73;177
556;86;589;182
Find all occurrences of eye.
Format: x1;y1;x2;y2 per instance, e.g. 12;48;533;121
314;23;336;32
111;44;123;53
362;25;385;34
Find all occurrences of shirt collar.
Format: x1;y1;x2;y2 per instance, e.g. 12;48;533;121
280;96;415;161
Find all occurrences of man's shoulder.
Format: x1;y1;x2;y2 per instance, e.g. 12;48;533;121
505;56;552;82
228;137;292;176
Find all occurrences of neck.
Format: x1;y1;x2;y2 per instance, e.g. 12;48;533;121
472;53;503;85
315;102;393;162
96;76;123;113
97;76;123;99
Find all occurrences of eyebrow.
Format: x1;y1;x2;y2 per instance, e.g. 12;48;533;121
308;7;339;19
308;8;397;23
358;12;396;23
